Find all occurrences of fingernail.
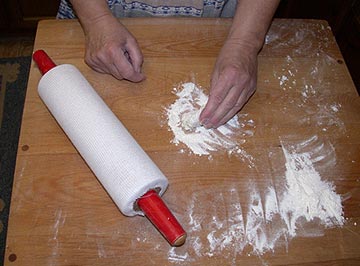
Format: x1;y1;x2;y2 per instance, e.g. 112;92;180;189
200;119;208;126
204;122;214;129
201;119;214;129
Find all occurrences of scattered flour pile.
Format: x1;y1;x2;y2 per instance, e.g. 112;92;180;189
163;80;344;260
166;82;249;156
166;137;344;262
279;144;344;237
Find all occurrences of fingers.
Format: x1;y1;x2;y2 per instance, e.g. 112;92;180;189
200;73;234;123
125;40;144;74
200;83;247;129
86;45;145;82
84;21;145;82
200;65;251;128
216;88;254;126
201;81;256;129
112;48;145;82
200;41;258;129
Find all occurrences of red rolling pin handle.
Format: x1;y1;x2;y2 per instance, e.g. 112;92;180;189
33;49;57;74
137;190;187;246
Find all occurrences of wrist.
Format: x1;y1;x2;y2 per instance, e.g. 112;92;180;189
82;12;115;33
70;0;115;32
224;35;262;57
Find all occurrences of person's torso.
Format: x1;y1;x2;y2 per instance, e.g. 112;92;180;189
57;0;237;19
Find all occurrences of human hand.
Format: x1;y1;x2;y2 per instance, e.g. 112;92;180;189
199;40;258;128
83;14;145;82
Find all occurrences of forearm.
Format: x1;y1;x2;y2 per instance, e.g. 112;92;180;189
228;0;280;54
69;0;144;82
69;0;113;31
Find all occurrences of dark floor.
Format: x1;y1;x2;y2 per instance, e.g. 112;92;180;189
0;36;34;58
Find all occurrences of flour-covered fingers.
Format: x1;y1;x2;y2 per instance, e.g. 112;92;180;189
199;73;236;128
206;84;245;128
216;89;249;127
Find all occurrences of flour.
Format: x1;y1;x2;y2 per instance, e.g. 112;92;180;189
280;142;344;234
166;82;253;157
166;136;344;262
330;103;341;112
168;248;189;262
162;21;348;263
272;52;346;134
279;75;289;86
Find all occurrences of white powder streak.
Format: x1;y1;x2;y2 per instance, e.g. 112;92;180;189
246;187;269;253
279;144;344;237
170;137;344;262
264;187;279;222
168;247;189;262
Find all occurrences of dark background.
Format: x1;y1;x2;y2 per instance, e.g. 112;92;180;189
0;0;359;90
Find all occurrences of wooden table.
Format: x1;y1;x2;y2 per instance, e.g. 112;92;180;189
5;18;360;265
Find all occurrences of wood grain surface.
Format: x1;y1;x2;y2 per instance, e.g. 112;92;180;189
4;18;360;265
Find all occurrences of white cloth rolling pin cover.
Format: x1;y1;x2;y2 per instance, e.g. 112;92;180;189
37;64;169;216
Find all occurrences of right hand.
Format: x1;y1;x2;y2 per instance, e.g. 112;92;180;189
199;40;258;128
83;14;145;82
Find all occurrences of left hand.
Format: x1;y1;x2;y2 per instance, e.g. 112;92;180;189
199;40;258;128
83;14;145;82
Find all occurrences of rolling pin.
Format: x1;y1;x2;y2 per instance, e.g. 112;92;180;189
32;50;186;246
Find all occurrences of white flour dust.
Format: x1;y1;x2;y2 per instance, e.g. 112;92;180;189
167;136;344;262
270;53;346;135
165;82;254;158
279;142;344;237
161;21;348;263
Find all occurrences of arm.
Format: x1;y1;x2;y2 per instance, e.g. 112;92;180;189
69;0;145;82
199;0;280;128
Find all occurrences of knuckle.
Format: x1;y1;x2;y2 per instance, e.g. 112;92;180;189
234;101;244;109
87;50;103;65
224;98;238;110
121;68;136;80
212;94;225;105
85;56;97;69
127;37;139;47
103;41;118;53
85;50;94;63
223;65;239;80
222;64;254;85
96;42;120;60
84;56;92;66
109;67;124;80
